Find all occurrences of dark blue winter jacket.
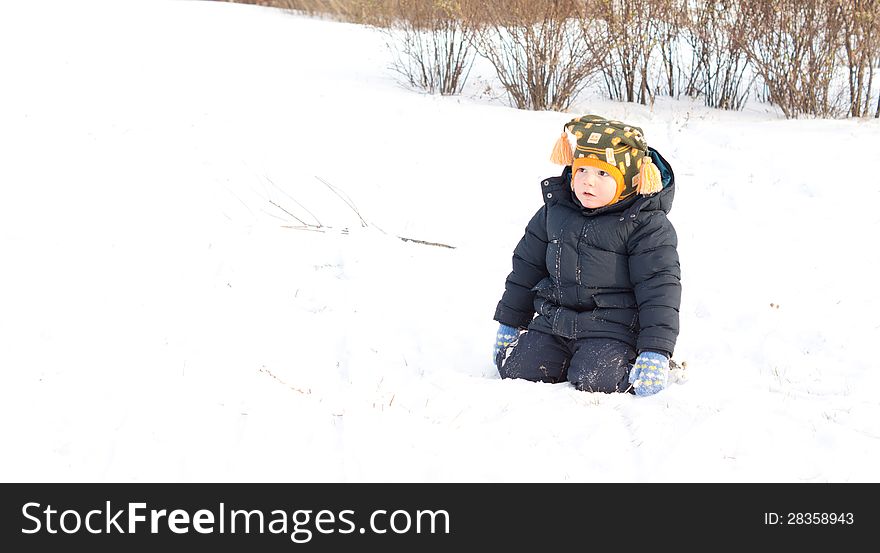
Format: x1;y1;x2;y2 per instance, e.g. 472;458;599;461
494;148;681;356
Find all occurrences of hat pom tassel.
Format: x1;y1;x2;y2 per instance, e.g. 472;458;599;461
637;157;663;195
550;132;574;165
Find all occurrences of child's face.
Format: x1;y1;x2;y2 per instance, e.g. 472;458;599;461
571;165;617;208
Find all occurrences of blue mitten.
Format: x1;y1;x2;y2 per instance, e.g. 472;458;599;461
493;324;519;363
628;351;669;397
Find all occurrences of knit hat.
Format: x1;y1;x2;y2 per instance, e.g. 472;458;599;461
550;114;662;205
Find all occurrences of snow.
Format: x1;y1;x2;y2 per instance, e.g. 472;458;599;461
1;0;879;483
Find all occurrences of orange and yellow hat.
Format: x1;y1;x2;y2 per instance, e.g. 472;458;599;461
550;114;662;205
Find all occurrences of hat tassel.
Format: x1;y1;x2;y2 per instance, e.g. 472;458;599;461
550;132;574;165
637;157;663;195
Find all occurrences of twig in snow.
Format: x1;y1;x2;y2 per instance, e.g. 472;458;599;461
315;175;369;228
259;366;311;396
265;175;323;227
270;176;455;249
281;224;345;234
397;236;456;249
269;200;308;227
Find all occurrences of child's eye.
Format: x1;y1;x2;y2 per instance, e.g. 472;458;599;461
599;170;607;176
578;167;586;172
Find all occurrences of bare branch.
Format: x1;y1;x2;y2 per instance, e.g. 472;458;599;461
397;236;456;249
315;176;369;228
268;199;309;226
264;175;323;227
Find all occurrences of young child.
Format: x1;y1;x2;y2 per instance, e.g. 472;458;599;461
493;115;680;396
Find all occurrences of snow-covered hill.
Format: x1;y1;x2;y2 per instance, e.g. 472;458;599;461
1;0;878;482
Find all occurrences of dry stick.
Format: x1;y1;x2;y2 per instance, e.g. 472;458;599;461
280;225;331;233
315;176;368;228
265;175;323;227
259;366;311;396
314;175;456;249
268;199;309;227
263;208;299;225
398;236;455;249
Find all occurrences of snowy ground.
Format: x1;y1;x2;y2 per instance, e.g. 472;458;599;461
1;0;879;483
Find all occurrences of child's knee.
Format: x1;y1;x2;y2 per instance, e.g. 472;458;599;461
497;331;567;383
568;339;635;393
501;361;563;383
497;348;557;383
569;368;629;393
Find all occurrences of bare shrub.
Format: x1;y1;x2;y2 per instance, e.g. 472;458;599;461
218;0;879;119
286;0;396;26
467;0;609;111
594;0;667;106
837;0;880;117
737;0;846;118
654;0;688;99
217;0;397;25
384;1;476;95
682;0;754;110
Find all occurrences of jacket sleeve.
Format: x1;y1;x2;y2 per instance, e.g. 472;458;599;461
494;206;550;329
627;212;681;355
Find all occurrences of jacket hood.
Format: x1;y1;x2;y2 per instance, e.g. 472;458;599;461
548;147;676;217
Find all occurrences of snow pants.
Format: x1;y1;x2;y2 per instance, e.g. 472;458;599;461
496;329;636;393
